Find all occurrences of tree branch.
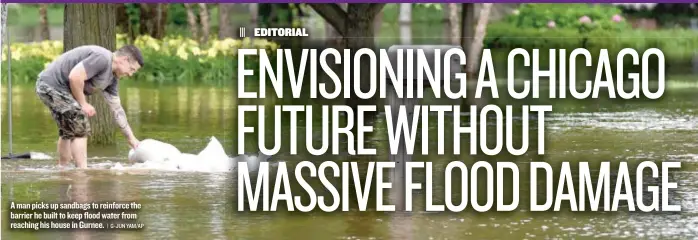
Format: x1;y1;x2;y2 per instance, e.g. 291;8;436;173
309;3;348;37
366;3;386;17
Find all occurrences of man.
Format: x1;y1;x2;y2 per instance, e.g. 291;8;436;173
35;45;143;169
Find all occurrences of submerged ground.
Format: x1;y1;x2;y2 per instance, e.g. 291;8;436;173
2;71;698;239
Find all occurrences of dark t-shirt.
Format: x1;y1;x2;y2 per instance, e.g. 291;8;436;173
39;45;119;97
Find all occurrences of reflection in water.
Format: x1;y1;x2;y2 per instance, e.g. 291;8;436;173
694;51;698;74
126;88;141;132
59;171;92;240
389;157;414;240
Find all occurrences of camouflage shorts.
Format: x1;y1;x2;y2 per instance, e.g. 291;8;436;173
35;80;91;140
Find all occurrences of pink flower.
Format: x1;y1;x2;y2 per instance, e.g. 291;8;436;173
612;14;623;22
579;16;592;24
547;20;556;28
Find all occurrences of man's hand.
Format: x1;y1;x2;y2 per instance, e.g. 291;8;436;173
81;102;96;117
128;137;140;149
104;93;139;149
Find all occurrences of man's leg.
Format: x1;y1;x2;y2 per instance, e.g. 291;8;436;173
35;80;90;169
57;137;72;167
36;81;73;168
64;105;91;169
71;137;88;169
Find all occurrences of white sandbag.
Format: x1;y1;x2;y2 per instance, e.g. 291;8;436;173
139;159;180;171
196;136;235;171
197;136;228;162
128;139;182;163
120;136;240;172
173;153;210;172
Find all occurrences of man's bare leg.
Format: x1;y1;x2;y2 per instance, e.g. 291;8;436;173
57;137;72;168
71;137;88;169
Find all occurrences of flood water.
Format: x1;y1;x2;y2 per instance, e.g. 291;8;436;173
3;69;698;239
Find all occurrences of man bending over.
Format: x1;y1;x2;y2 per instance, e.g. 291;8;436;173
35;45;143;169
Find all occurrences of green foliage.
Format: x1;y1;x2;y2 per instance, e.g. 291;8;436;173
382;3;443;24
257;3;305;28
124;3;141;26
167;4;189;26
417;3;442;11
484;21;698;64
1;35;279;86
506;4;629;32
6;4;64;27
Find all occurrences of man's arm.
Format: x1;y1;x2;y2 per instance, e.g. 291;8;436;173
68;62;89;105
104;93;137;141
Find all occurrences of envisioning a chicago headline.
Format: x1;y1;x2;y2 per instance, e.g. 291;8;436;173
234;47;681;213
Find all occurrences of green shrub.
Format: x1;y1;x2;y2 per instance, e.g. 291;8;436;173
484;22;698;71
506;3;630;32
1;35;279;85
486;22;697;50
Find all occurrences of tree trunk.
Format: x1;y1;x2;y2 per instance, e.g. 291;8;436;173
373;8;383;44
115;4;133;43
198;3;210;43
138;4;153;37
154;4;167;39
461;3;475;63
324;3;346;47
138;3;167;39
218;3;233;39
462;3;493;109
449;3;459;45
310;3;385;113
39;4;50;40
466;3;493;74
249;3;258;28
398;3;411;44
184;4;198;40
63;4;117;145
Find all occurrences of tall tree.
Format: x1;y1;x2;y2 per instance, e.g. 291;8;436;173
461;3;476;62
466;3;493;75
218;3;233;39
248;3;258;32
63;4;117;145
463;3;494;109
39;4;50;40
138;4;168;39
373;7;383;42
398;3;411;44
309;3;386;110
198;3;210;43
115;4;134;43
448;3;459;45
184;4;199;40
324;3;346;47
155;4;167;39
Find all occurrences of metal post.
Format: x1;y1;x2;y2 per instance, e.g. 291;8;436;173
0;3;4;158
0;3;10;158
6;6;12;157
